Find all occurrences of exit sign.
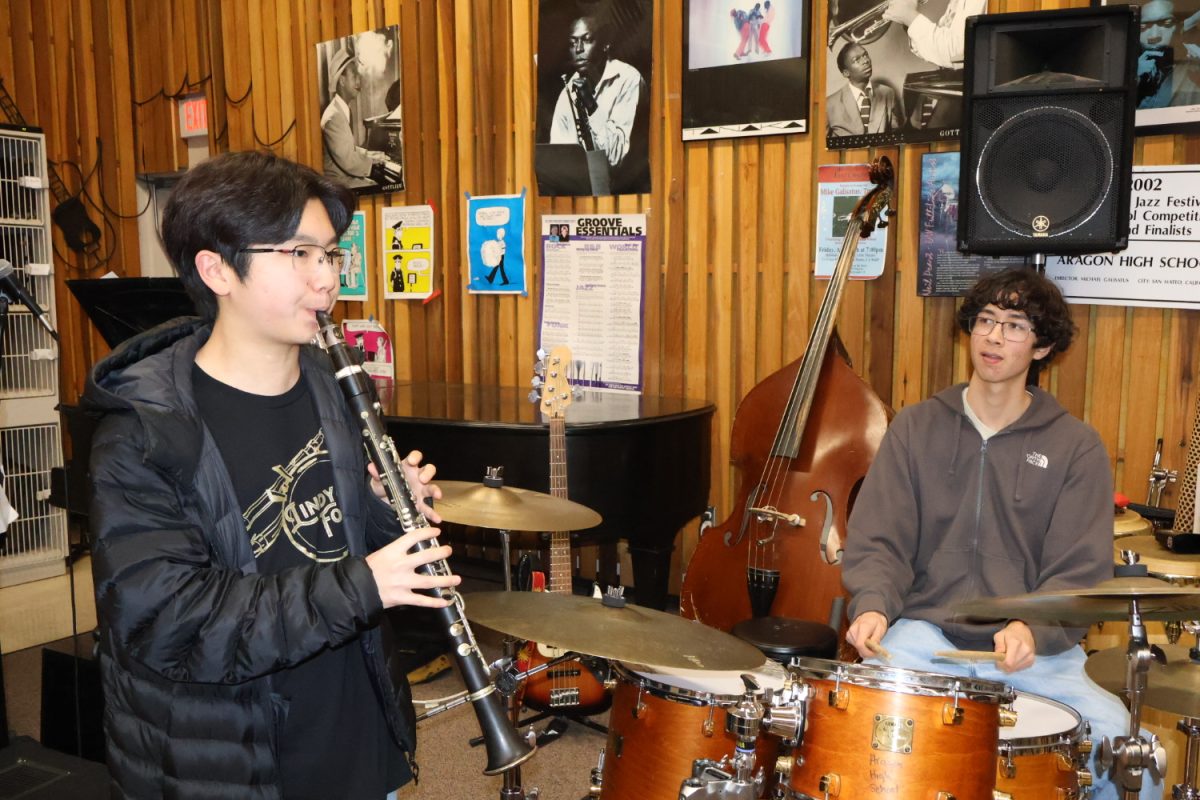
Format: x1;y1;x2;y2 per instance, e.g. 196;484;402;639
177;94;208;139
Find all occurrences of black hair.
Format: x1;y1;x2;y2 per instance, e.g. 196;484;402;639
956;267;1076;362
836;41;864;73
159;150;356;321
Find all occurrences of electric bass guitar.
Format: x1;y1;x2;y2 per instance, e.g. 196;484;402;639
518;347;611;714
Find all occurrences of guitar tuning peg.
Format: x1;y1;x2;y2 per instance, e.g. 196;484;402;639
533;359;546;377
535;347;547;362
527;387;541;404
571;386;583;400
530;374;544;389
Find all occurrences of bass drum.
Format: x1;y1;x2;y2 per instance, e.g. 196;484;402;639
600;661;787;799
788;658;1013;800
995;692;1092;798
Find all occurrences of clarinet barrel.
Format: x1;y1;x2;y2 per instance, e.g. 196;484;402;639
314;312;534;775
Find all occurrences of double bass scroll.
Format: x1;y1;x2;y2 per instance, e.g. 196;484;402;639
679;157;896;636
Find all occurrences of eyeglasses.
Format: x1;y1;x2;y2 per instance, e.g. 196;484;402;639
239;245;350;276
971;315;1034;343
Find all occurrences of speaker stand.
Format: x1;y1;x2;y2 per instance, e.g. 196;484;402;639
1026;252;1047;274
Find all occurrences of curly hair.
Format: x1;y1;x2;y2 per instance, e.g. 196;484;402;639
956;267;1076;362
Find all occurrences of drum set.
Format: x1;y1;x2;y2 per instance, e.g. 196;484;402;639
423;479;1200;800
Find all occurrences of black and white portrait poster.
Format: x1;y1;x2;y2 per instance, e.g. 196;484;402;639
825;0;983;149
1104;0;1200;132
682;0;812;140
535;0;653;197
315;26;405;196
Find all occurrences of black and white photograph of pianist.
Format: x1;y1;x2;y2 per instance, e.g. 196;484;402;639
315;26;406;196
824;0;982;149
535;0;653;197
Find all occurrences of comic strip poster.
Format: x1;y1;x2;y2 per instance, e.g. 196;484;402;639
341;320;394;381
814;164;888;278
466;193;527;295
683;0;812;140
338;211;368;302
917;152;1019;296
824;0;981;149
380;205;434;300
539;214;646;392
315;25;405;196
534;0;653;196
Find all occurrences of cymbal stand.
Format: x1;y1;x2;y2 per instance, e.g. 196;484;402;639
1100;595;1168;799
499;636;539;800
1176;717;1200;799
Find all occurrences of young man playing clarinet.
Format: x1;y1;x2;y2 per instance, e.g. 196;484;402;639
843;267;1158;800
85;151;458;799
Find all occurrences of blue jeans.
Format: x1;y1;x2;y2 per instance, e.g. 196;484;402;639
871;619;1160;800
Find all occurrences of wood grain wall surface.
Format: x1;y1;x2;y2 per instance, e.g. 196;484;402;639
2;0;1197;593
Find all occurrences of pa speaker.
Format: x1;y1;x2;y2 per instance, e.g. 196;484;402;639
958;5;1138;256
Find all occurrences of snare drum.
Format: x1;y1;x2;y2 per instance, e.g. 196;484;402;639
600;661;786;799
995;692;1092;798
788;658;1014;800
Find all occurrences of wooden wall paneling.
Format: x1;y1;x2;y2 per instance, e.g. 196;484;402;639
1122;307;1163;495
436;0;463;384
756;138;786;383
782;139;813;366
1054;304;1090;420
710;140;735;511
892;146;925;409
684;144;710;405
1163;311;1200;510
656;0;683;399
735;140;760;403
1091;305;1128;470
244;0;272;153
452;0;477;384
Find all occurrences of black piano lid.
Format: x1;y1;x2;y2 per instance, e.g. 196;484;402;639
66;277;197;349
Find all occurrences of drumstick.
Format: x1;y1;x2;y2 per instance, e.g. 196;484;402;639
934;649;1005;662
864;639;891;660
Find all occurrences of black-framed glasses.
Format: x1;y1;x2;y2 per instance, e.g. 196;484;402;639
971;315;1034;343
239;244;350;276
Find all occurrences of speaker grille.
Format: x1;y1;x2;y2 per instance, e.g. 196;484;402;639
974;103;1114;240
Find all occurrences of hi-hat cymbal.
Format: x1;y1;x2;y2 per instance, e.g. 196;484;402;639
1086;644;1200;718
434;481;602;532
956;577;1200;625
463;590;767;672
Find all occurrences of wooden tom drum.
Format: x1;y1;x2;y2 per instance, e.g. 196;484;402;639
787;658;1014;800
995;692;1092;799
600;661;787;799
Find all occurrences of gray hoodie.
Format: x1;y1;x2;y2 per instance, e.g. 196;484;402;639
843;383;1113;654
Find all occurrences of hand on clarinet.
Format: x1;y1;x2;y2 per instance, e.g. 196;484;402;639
993;620;1036;673
366;526;461;609
846;611;889;660
368;450;443;524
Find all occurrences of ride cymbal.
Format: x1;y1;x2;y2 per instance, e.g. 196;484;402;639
1086;644;1200;718
956;577;1200;625
463;590;767;671
434;480;602;532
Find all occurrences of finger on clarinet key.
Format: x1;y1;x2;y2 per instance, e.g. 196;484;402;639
933;649;1006;662
864;639;891;660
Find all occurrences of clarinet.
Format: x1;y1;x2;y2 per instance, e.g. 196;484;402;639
314;311;534;775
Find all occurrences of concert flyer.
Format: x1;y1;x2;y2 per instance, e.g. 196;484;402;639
814;164;888;279
538;213;646;392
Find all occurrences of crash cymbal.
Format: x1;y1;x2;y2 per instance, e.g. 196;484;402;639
463;590;767;672
1086;644;1200;718
956;577;1200;624
434;480;602;532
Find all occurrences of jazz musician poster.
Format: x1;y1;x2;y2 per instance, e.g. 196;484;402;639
824;0;981;149
535;0;653;197
682;0;812;141
1104;0;1200;132
315;26;406;196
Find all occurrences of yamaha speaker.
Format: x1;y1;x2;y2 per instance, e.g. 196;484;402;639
958;6;1138;256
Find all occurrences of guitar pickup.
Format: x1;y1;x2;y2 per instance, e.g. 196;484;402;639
549;688;581;707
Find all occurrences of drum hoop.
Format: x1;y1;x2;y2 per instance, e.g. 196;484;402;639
1000;694;1086;755
788;657;1013;703
612;663;741;707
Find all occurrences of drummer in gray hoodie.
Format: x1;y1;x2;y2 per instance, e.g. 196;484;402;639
843;267;1156;800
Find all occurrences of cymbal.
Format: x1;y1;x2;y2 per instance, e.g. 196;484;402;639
1086;644;1200;718
434;481;602;532
463;590;767;671
956;577;1200;624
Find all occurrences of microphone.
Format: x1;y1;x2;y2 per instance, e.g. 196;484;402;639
0;259;58;341
571;74;598;116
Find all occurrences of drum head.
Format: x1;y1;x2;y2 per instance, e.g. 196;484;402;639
1001;692;1082;742
790;656;1012;701
621;659;788;698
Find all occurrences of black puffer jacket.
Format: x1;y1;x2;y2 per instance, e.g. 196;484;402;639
85;318;417;799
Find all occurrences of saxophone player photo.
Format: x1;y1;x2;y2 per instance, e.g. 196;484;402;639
535;0;652;196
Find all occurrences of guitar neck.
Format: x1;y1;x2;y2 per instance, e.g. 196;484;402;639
548;416;572;594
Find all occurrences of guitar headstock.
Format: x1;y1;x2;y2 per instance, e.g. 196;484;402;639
534;346;574;419
855;155;896;239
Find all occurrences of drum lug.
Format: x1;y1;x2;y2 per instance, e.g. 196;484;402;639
632;684;645;719
827;687;849;710
936;793;957;800
1055;752;1075;772
703;702;716;737
992;792;1013;800
1076;769;1093;788
1077;736;1094;756
999;742;1016;779
998;706;1019;727
773;755;794;782
818;772;841;797
942;702;964;726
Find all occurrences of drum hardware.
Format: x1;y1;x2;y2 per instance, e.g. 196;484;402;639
677;675;768;799
1177;717;1200;800
463;590;768;671
588;750;605;798
1149;438;1179;507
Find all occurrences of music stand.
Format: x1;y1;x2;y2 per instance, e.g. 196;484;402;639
65;277;196;349
535;144;611;196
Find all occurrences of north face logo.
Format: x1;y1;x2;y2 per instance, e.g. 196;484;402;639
1025;452;1049;469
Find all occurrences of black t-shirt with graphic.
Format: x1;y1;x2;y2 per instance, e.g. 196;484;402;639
193;365;407;799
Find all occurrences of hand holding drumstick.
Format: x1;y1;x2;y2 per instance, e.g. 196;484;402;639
846;611;890;660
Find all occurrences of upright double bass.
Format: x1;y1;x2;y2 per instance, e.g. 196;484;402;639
680;157;895;635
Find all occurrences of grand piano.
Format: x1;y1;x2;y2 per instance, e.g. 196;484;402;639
381;383;714;610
